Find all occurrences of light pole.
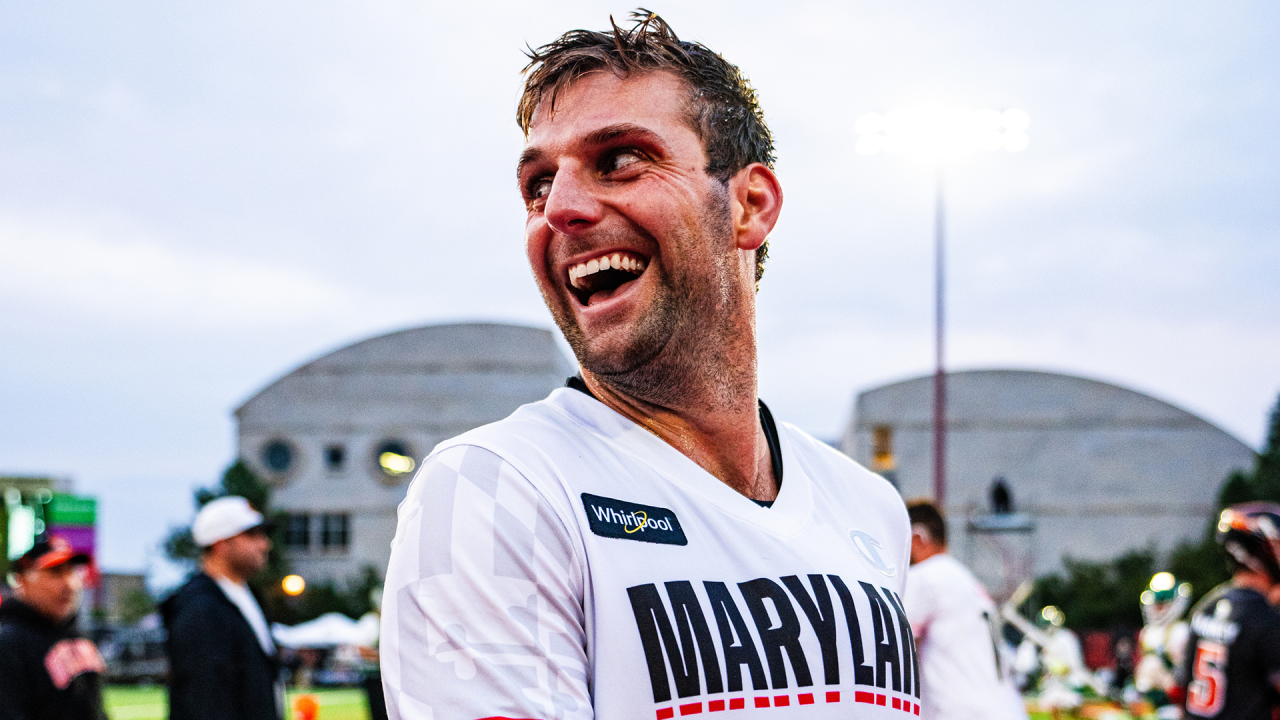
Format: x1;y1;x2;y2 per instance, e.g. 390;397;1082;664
854;107;1029;508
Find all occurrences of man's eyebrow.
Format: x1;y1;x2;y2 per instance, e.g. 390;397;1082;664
583;123;663;148
516;147;545;179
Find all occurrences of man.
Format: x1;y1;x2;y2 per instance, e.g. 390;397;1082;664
1181;502;1280;720
161;495;282;720
0;536;106;720
1134;572;1192;719
381;12;916;720
902;501;1027;720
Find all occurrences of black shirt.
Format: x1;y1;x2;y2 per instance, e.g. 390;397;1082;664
0;598;107;720
1182;583;1280;720
161;573;283;720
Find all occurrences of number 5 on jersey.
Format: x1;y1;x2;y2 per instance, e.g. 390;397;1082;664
1187;640;1228;717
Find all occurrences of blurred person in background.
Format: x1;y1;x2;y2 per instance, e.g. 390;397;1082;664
1134;571;1192;719
356;587;388;720
904;500;1028;720
161;496;282;720
1012;605;1088;719
0;536;107;720
1181;502;1280;720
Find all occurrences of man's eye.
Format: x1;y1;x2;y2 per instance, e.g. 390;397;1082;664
530;178;552;199
603;151;642;174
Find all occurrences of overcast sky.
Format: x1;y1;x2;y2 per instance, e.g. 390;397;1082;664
2;1;1277;581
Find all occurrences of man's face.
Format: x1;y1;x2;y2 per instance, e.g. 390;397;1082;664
14;562;85;623
518;70;746;388
216;528;271;579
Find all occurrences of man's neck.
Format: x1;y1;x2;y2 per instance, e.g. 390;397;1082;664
202;557;248;586
582;367;776;501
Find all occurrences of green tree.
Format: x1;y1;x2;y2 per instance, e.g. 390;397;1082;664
1028;548;1155;631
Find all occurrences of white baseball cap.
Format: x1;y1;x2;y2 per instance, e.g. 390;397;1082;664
192;496;266;547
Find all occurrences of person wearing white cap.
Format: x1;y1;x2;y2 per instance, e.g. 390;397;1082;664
160;496;282;720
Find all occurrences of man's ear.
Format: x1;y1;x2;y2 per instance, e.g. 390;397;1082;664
729;163;783;252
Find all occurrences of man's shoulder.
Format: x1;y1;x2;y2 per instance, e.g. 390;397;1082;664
0;600;52;642
162;573;233;623
429;388;636;480
438;388;596;450
910;554;984;594
778;420;902;500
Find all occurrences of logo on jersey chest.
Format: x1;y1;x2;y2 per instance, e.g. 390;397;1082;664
849;530;897;577
582;493;688;546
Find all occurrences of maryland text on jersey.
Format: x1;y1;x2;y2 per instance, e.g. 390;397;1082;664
628;574;921;718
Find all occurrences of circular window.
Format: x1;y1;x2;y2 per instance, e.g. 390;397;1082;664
262;438;296;476
374;439;416;484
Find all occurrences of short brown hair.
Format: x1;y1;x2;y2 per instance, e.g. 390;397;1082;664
518;9;776;284
907;499;947;547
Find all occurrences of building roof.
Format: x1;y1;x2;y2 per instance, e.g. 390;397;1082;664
235;322;577;435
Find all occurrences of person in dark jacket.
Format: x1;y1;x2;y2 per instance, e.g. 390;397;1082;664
161;496;282;720
0;536;107;720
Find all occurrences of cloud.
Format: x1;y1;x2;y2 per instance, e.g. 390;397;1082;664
0;213;370;328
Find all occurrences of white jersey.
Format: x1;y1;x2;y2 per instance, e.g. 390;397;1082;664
381;388;917;720
903;555;1027;720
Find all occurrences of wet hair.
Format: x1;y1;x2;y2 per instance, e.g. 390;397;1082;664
518;9;776;284
907;499;948;547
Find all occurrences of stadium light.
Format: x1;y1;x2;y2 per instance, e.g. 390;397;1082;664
282;574;306;596
857;106;1029;507
855;107;1030;159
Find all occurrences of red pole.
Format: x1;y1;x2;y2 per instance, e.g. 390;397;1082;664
933;164;947;508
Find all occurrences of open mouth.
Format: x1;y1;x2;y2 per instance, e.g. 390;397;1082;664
567;251;647;306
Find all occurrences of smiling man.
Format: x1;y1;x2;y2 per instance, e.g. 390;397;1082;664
381;12;915;720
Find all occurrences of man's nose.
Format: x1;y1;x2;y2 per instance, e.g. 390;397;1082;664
544;166;604;235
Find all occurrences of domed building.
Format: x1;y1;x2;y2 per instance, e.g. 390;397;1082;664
235;323;577;583
840;369;1256;600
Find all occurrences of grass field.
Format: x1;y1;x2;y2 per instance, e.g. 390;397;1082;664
104;685;372;720
102;687;1118;720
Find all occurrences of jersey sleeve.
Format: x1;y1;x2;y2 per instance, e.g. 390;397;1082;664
380;444;591;720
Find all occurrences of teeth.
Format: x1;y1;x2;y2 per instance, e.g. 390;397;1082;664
567;252;646;286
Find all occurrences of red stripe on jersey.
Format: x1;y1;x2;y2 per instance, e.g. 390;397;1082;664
774;696;790;707
679;703;703;715
826;691;841;703
708;700;725;712
876;694;887;706
729;699;745;710
798;694;814;705
855;691;875;704
893;698;901;709
656;710;674;720
754;697;770;708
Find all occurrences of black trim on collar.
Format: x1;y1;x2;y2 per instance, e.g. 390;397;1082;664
566;374;595;399
563;375;784;499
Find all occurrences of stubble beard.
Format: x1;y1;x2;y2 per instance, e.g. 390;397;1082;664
550;185;754;412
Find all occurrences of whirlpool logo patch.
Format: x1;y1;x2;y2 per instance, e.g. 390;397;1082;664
582;493;688;546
